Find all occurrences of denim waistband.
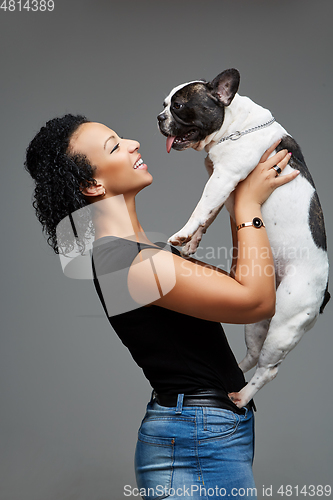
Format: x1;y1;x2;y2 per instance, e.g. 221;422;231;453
151;388;255;416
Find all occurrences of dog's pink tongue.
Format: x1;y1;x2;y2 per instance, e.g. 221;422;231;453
166;135;176;153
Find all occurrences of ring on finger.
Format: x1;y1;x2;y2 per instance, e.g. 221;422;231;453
272;165;282;176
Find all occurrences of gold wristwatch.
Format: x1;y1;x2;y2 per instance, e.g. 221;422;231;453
236;217;265;232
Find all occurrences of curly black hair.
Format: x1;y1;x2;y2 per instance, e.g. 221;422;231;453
25;114;97;254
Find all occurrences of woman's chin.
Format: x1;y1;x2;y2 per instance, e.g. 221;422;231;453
134;173;153;195
142;172;153;187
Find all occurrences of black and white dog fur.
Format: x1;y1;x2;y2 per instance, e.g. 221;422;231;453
158;68;330;407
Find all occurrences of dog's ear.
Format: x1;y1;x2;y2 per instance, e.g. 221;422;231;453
208;68;240;106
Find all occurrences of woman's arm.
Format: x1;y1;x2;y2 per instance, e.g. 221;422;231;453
128;146;298;325
229;216;238;279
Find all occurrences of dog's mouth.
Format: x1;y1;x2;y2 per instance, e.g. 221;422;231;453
166;129;199;153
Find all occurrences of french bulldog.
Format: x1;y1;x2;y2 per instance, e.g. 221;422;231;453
157;68;330;407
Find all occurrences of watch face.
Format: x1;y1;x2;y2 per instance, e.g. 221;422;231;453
252;217;263;228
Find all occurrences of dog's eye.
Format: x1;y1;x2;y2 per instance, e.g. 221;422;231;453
173;102;183;110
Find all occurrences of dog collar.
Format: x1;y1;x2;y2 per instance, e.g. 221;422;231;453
217;117;276;144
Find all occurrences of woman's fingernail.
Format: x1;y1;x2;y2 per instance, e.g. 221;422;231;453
289;152;292;156
295;170;300;174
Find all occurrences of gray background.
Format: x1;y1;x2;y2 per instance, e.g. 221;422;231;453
1;1;332;499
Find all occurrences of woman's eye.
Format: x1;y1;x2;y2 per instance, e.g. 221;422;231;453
110;143;119;154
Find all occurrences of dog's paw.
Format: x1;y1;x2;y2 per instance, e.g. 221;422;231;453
181;231;203;256
180;244;194;257
228;391;250;409
168;232;192;247
168;220;202;247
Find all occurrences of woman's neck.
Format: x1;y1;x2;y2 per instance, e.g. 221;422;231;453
91;194;147;242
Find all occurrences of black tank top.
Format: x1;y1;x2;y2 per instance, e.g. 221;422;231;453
92;236;246;404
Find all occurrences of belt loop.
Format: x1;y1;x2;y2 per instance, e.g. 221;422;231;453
175;393;184;414
149;390;156;404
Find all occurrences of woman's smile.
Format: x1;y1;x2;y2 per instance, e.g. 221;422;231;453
133;155;148;170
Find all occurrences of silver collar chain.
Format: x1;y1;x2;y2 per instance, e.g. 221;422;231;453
217;117;276;144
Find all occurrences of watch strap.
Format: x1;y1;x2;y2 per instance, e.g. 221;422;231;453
236;217;265;231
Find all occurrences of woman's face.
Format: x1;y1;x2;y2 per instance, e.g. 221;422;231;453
70;122;153;198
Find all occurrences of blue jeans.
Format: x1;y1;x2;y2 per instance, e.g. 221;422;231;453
135;394;257;500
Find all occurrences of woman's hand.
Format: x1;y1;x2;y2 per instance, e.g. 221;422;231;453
234;141;299;208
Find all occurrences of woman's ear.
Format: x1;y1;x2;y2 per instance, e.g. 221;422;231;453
81;182;105;198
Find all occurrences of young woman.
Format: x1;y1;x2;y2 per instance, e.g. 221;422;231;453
25;114;298;500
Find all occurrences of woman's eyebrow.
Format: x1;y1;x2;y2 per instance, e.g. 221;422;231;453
104;135;116;149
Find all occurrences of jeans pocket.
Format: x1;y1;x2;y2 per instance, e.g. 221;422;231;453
203;408;239;437
135;429;175;500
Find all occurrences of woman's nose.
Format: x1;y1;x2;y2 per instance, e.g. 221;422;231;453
128;139;140;152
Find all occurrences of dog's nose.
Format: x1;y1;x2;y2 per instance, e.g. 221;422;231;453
157;113;167;123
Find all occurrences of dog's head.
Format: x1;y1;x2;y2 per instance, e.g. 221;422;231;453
158;68;240;152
